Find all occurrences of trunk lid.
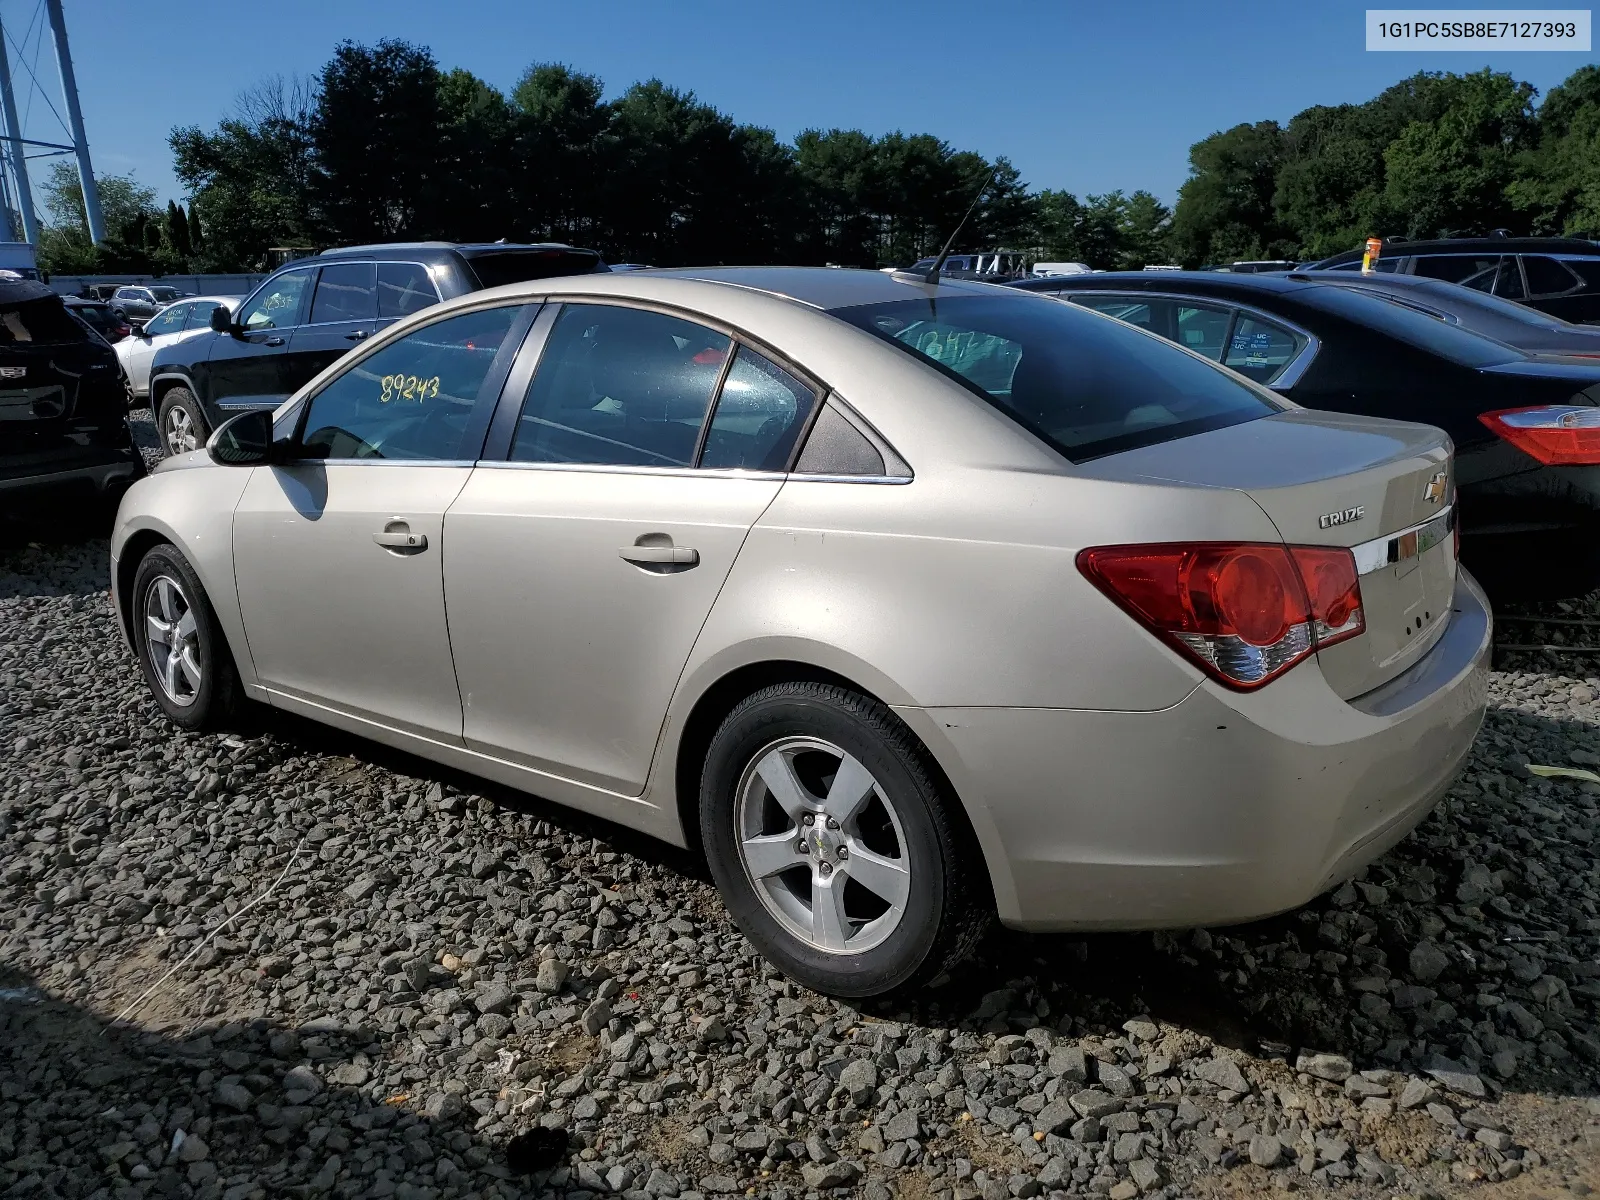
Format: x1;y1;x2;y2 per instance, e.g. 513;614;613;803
1081;409;1457;698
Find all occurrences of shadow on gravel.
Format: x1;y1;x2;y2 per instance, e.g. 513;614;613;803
0;962;543;1198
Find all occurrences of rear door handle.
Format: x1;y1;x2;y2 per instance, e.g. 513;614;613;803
619;545;698;566
344;330;368;342
374;530;428;551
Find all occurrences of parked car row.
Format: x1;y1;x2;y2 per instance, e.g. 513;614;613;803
1007;268;1600;601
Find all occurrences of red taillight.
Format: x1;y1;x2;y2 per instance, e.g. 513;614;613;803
1479;405;1600;465
1078;542;1365;690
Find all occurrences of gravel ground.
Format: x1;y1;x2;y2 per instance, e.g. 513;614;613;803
2;489;1598;1200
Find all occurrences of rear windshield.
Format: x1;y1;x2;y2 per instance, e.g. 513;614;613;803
69;305;118;335
1303;285;1521;366
0;297;91;346
465;249;606;289
829;293;1282;462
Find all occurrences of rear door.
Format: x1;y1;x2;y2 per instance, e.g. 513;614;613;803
443;302;817;793
282;262;379;395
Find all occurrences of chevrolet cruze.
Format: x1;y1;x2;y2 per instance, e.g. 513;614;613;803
111;268;1491;997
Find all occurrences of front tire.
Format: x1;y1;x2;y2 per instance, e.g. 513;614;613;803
157;387;208;457
700;682;990;998
131;544;242;731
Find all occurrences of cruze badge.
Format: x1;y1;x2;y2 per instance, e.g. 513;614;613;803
1319;506;1364;530
1422;471;1448;506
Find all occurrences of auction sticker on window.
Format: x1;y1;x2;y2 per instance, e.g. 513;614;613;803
1366;9;1589;49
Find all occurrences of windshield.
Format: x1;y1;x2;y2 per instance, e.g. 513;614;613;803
150;287;179;302
465;249;605;288
69;305;117;336
829;293;1283;462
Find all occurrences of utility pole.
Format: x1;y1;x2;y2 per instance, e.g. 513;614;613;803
0;15;40;245
44;0;103;244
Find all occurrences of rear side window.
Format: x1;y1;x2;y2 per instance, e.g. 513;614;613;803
1565;259;1600;290
299;306;522;461
310;262;377;324
1223;315;1307;384
1412;254;1500;291
511;304;727;467
830;294;1282;463
378;262;438;318
700;346;818;470
0;297;89;345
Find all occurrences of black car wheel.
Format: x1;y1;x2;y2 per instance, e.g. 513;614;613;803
700;681;991;998
131;543;243;730
157;388;209;456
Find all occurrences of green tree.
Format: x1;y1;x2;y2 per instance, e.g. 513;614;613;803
1381;69;1537;237
170;76;318;271
1513;65;1600;235
1169;121;1290;267
511;63;609;246
36;161;163;273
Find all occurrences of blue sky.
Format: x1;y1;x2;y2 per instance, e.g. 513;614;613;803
14;0;1599;214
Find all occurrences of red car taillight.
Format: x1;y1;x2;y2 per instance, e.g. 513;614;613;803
1479;405;1600;465
1077;542;1365;690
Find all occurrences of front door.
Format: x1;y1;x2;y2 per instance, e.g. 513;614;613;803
207;266;314;411
231;302;530;739
444;302;819;793
125;302;189;396
283;261;379;395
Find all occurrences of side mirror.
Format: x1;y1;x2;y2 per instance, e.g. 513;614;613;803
208;305;234;334
207;409;276;466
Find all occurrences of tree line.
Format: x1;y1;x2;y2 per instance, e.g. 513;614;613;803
29;43;1600;276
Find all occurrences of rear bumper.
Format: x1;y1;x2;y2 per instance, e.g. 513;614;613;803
0;440;145;500
898;569;1492;930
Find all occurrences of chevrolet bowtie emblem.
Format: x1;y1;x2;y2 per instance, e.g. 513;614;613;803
1422;471;1448;506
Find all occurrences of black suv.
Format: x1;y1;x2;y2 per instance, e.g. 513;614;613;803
0;278;143;512
1309;236;1600;323
148;241;607;455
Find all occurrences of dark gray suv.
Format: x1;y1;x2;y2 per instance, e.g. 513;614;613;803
148;241;608;455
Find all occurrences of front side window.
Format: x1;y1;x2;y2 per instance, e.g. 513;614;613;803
511;304;728;467
378;262;438;319
310;262;377;324
239;268;314;330
700;346;818;470
298;306;521;461
142;304;188;336
1223;315;1307;384
831;294;1282;462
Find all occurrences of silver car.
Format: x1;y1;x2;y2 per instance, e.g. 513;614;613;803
116;295;242;404
109;268;1491;997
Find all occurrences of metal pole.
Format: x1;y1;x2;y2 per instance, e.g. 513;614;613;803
44;0;103;244
0;17;39;244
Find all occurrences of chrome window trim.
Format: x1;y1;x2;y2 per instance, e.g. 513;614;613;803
274;458;478;468
470;458;912;484
1061;290;1322;390
1351;504;1454;576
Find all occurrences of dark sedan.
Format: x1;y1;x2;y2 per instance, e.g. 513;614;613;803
0;279;144;513
1293;271;1600;356
1009;270;1600;600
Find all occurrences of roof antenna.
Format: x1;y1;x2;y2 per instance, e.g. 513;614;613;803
923;168;997;284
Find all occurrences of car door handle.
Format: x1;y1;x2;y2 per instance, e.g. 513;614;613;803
374;530;428;551
619;545;698;566
262;336;285;346
344;330;368;342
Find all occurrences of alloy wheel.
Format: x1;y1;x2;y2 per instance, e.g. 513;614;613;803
164;405;197;454
734;736;911;954
144;575;202;706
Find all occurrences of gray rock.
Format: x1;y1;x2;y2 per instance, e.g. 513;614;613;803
1047;1045;1088;1081
424;1092;463;1120
1248;1134;1283;1167
1423;1055;1487;1099
1409;940;1452;983
883;1110;920;1142
1068;1090;1124;1119
212;1082;252;1112
801;1160;859;1188
1296;1052;1352;1083
1193;1056;1249;1094
839;1058;878;1103
535;958;570;994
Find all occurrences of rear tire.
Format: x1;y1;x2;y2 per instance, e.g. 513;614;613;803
131;543;242;731
157;388;208;457
700;682;991;998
